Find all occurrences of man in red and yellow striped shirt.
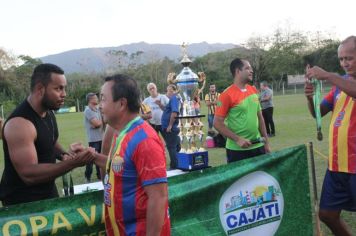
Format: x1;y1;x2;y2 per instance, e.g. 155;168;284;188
305;35;356;236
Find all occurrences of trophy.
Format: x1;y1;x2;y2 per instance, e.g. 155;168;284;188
167;43;207;154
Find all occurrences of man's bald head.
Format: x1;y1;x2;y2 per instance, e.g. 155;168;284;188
340;36;356;51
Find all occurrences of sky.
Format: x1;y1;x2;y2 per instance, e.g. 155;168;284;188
0;0;354;58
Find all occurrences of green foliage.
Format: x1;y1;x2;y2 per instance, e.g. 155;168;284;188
0;100;16;118
304;40;342;74
120;57;177;97
65;73;104;110
191;47;250;92
0;53;42;105
0;29;343;113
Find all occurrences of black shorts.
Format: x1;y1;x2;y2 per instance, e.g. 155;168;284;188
226;146;266;163
319;169;356;211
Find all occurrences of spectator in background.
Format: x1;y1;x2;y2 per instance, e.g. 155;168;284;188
214;58;271;163
143;82;169;134
193;93;201;115
204;84;220;133
193;80;206;116
176;92;184;115
84;92;104;182
161;84;180;170
260;81;275;137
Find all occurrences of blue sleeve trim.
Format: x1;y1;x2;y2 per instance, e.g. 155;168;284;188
142;177;167;186
321;99;333;110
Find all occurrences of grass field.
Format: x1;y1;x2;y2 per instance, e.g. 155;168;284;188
1;93;355;235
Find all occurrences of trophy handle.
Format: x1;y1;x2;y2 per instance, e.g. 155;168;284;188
197;72;206;94
167;72;178;84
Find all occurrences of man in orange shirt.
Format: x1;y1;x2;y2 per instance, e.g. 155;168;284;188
214;58;270;163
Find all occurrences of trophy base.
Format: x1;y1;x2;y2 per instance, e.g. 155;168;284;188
176;151;209;171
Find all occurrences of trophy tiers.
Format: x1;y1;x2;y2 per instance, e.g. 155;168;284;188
166;43;209;171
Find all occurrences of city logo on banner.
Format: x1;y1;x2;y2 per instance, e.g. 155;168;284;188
219;171;284;235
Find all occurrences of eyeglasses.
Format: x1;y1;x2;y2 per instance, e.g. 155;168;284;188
149;87;155;90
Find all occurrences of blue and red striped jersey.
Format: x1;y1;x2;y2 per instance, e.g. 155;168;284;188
104;117;170;235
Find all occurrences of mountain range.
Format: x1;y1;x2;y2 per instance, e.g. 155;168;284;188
40;42;237;73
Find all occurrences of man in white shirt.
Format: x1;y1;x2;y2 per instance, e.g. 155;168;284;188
143;83;169;134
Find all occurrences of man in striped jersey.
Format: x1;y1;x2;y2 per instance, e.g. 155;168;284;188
95;74;170;236
305;36;356;236
205;84;220;133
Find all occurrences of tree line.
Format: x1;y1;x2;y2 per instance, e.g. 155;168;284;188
0;28;342;118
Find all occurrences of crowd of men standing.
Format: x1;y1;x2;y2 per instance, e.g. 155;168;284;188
0;35;355;235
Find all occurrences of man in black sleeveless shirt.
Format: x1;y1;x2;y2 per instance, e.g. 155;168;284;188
0;63;95;206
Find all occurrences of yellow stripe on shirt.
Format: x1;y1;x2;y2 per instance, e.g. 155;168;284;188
106;137;122;236
329;92;351;172
328;93;344;171
337;93;353;172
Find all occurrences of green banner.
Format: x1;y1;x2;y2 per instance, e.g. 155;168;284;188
0;191;105;236
169;144;312;235
0;145;312;236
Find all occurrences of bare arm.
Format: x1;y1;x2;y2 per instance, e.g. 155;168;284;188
261;94;272;102
4;118;94;185
85;108;102;128
54;142;66;155
90;117;102;128
97;125;115;180
54;141;78;161
102;125;115;155
257;111;271;153
306;66;356;98
213;115;251;148
54;141;66;160
304;80;330;118
140;111;152;121
166;112;178;132
208;100;218;106
145;183;168;236
94;153;108;170
154;100;166;111
0;118;4;139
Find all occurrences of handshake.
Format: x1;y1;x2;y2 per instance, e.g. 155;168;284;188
61;142;98;167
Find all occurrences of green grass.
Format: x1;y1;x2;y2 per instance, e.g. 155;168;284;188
1;93;355;235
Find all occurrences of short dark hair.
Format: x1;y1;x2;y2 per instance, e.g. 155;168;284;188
30;63;64;91
104;74;141;113
229;58;244;77
167;84;177;92
86;92;97;103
